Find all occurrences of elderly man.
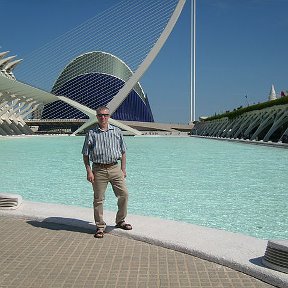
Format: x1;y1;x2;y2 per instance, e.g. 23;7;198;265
82;106;132;238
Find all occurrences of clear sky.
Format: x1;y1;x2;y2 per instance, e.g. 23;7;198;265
1;0;287;124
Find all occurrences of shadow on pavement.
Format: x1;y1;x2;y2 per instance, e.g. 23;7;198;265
27;217;117;234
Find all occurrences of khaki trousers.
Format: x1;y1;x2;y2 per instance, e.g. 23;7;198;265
92;163;128;230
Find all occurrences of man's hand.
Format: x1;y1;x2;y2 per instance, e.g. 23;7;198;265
83;155;94;183
87;170;95;183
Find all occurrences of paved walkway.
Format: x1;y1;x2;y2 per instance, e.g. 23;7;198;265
0;216;276;288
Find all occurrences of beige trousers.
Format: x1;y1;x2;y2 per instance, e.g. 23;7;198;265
92;163;128;230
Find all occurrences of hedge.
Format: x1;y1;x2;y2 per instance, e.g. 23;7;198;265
205;96;288;121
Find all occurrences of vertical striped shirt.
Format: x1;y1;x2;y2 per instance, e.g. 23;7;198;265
82;124;126;164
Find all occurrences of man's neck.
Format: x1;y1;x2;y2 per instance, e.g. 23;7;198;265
98;123;109;131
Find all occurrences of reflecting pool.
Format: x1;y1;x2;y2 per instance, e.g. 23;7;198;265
0;135;287;239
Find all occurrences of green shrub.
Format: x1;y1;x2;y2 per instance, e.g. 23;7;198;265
205;96;288;121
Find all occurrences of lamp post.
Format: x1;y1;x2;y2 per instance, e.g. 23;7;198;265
245;94;249;106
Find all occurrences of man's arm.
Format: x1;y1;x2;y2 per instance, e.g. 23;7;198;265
83;155;94;183
121;152;127;178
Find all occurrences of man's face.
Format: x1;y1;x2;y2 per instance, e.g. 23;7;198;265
96;109;110;125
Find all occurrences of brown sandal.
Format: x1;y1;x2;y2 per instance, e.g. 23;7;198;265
115;221;132;230
94;230;104;238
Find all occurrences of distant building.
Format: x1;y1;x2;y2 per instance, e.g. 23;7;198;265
281;90;288;98
42;51;154;122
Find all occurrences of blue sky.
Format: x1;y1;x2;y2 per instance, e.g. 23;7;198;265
1;0;287;124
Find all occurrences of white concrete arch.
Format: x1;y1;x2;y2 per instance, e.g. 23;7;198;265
72;0;187;135
243;114;264;138
233;114;257;139
107;0;186;114
250;112;276;141
263;108;288;142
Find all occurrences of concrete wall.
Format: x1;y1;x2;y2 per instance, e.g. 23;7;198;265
191;104;288;143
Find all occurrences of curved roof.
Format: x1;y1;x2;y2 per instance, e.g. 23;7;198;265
52;51;146;102
42;51;154;122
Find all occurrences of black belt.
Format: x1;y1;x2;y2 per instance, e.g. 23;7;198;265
93;162;117;168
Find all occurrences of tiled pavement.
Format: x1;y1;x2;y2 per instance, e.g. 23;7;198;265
0;216;276;288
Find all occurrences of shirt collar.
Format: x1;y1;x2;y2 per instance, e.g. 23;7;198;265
96;123;114;132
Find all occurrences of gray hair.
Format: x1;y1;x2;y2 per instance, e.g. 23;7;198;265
96;106;109;114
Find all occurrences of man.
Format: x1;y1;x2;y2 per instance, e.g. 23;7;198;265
82;106;132;238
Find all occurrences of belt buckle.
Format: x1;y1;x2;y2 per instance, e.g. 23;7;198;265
98;162;116;168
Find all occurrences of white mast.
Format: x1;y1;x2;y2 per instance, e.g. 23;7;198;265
190;0;196;122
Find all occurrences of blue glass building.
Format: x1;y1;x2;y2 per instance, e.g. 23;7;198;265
42;51;154;122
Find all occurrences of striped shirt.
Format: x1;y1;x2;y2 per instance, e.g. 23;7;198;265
81;124;126;164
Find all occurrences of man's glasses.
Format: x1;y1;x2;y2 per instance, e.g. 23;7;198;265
97;113;110;117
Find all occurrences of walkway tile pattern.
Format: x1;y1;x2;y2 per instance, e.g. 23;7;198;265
0;217;276;288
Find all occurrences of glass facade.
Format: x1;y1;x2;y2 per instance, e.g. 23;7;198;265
42;52;154;122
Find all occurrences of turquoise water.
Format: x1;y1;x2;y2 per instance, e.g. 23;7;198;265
0;135;287;240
